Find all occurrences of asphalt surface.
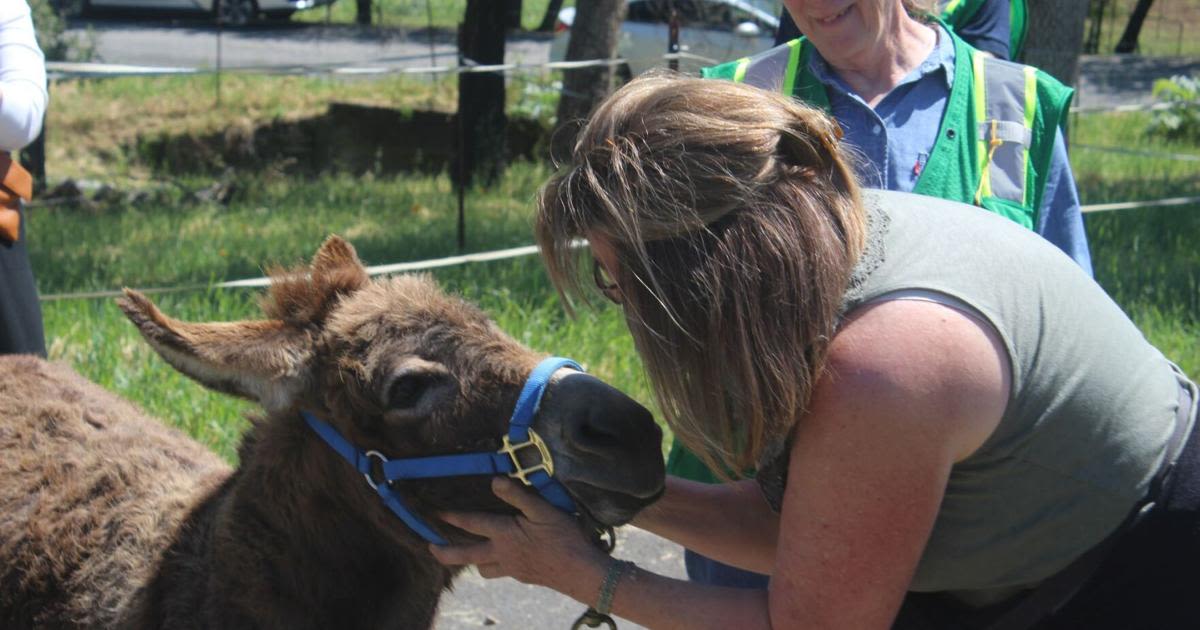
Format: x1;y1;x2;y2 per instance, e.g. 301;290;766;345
65;16;1200;629
435;526;688;630
66;17;551;72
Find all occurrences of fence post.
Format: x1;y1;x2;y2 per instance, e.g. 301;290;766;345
668;4;679;71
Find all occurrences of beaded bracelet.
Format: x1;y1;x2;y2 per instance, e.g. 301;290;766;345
596;559;636;615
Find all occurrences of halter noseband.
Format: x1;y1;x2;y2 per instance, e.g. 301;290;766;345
302;356;582;546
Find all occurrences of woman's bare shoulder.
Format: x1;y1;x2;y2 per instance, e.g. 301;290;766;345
819;297;1012;461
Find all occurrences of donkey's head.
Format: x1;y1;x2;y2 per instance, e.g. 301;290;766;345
117;236;664;546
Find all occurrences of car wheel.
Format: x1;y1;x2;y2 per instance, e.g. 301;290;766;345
216;0;258;26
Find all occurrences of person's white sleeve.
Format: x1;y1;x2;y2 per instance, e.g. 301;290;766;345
0;0;47;151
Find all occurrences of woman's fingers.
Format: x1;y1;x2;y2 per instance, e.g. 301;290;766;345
492;477;564;522
476;563;506;579
441;510;513;537
428;541;493;567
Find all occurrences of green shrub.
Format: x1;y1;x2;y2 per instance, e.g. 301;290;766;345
28;0;94;62
1146;75;1200;144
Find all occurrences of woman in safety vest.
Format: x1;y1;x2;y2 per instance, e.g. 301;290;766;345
778;0;1027;61
679;0;1091;589
431;73;1200;630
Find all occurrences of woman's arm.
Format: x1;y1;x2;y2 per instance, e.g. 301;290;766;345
766;298;1010;627
0;0;46;151
434;298;1011;629
632;476;780;574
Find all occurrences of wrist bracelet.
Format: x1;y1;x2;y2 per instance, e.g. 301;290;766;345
596;559;635;615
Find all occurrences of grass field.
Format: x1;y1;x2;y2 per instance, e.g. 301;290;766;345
1086;0;1200;57
27;73;1200;463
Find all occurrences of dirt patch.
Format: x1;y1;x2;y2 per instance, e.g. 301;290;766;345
133;103;550;177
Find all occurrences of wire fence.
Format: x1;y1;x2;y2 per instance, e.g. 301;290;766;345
35;35;1199;304
35;188;1200;303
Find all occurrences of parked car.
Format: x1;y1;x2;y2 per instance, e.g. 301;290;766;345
84;0;336;26
550;0;780;79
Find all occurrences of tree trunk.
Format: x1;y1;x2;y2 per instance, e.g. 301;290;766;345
1115;0;1156;54
456;0;509;188
536;0;566;32
505;0;523;30
1022;0;1090;87
552;0;625;162
355;0;371;25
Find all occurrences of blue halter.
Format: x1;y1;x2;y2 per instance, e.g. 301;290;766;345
302;356;582;546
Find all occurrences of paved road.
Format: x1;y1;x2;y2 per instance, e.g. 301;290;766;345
435;526;688;630
67;18;552;71
1075;54;1200;109
69;16;1200;110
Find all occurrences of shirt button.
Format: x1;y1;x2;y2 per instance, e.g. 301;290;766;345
872;125;882;135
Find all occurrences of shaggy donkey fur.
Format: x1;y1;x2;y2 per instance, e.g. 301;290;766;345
0;236;663;629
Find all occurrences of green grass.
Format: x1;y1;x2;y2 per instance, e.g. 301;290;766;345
1070;110;1200;376
41;255;650;463
48;73;459;183
28;74;1200;463
34;163;653;462
1085;0;1200;57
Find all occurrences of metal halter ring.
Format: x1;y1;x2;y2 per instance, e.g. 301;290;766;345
498;429;554;486
362;450;389;491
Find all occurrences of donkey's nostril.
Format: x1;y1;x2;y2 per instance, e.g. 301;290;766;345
539;371;662;466
570;416;625;452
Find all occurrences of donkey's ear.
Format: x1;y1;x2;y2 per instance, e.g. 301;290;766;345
117;289;313;413
260;235;369;326
312;235;366;276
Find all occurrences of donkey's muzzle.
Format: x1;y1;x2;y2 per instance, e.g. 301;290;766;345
536;372;665;525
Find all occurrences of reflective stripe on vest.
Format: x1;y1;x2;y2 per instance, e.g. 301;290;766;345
972;53;1037;207
941;0;966;14
730;41;1037;213
732;38;803;95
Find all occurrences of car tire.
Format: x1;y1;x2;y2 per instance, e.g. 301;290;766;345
215;0;258;26
263;9;295;21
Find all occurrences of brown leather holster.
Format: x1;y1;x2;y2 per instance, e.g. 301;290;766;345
0;152;33;243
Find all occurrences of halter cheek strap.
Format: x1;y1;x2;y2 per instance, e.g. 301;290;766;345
302;356;582;546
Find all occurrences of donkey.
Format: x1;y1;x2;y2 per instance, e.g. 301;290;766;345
0;236;665;629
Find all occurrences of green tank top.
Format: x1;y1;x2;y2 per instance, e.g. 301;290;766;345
844;189;1190;599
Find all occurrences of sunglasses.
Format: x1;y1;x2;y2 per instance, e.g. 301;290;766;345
592;257;623;305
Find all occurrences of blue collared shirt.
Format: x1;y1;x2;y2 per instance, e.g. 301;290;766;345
807;26;1093;275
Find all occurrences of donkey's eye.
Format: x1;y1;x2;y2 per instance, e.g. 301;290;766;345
387;374;434;410
380;358;454;416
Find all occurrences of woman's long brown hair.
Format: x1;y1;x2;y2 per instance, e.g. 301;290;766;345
536;73;866;476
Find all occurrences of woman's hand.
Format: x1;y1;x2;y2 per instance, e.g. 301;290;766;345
429;478;609;593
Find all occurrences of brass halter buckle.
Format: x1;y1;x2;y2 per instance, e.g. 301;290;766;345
498;429;555;486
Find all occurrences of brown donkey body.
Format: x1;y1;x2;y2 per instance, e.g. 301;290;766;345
0;237;665;629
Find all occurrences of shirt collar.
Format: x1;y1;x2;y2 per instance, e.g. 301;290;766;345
807;23;956;98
